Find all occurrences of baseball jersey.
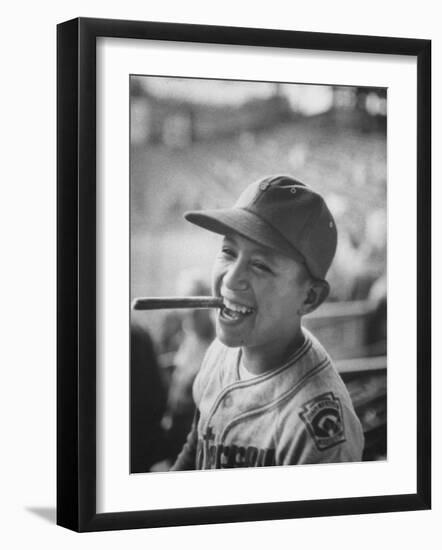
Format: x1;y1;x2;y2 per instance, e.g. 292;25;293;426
172;328;364;470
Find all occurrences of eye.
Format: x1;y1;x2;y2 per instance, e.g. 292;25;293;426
220;246;236;258
252;260;272;274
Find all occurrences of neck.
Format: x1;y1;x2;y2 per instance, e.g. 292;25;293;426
241;329;306;376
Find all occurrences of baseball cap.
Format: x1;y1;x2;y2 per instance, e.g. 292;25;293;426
184;175;337;280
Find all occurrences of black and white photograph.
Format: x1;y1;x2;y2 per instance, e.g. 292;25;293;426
129;76;387;474
54;15;430;534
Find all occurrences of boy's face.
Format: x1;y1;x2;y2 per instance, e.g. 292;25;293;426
212;233;312;358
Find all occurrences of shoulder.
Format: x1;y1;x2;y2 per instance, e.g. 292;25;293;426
296;338;362;439
299;329;356;411
276;339;365;463
302;327;333;365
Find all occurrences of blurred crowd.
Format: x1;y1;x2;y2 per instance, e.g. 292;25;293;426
131;271;215;472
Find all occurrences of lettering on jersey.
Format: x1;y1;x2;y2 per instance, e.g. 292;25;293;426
299;392;346;451
197;427;276;468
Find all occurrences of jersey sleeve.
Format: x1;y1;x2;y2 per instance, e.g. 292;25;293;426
276;391;365;465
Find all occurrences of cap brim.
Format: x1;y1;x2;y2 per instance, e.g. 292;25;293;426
184;208;305;265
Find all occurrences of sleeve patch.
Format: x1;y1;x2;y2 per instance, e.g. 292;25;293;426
299;392;346;451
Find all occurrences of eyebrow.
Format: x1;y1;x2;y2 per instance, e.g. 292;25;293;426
223;234;276;261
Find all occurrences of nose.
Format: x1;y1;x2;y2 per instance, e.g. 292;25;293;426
223;258;249;291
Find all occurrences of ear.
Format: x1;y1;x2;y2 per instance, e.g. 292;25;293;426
299;280;330;316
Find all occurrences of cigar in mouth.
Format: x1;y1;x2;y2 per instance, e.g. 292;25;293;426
132;296;223;311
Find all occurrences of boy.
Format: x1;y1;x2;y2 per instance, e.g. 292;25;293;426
171;175;364;470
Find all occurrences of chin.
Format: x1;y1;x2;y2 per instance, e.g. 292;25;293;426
216;325;244;348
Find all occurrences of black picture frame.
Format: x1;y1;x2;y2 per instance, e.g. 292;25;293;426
57;17;431;532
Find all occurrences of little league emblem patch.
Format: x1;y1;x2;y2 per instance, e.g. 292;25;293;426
299;392;346;451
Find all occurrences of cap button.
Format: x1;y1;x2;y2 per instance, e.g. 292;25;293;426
290;187;297;194
259;181;270;191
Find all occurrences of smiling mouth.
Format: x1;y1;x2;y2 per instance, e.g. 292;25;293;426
220;298;255;321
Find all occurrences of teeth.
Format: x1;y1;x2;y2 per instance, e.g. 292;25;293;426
222;309;241;320
223;298;253;314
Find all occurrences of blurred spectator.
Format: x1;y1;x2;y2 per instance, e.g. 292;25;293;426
352;208;387;300
365;272;387;356
328;204;386;302
130;322;168;473
156;311;184;387
162;270;215;462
